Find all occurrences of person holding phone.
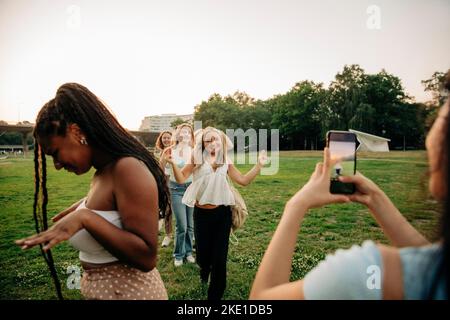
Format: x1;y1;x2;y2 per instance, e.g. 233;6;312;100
250;72;450;299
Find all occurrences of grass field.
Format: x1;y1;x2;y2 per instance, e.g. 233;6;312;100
0;151;440;300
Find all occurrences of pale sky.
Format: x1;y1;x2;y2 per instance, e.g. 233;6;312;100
1;0;449;130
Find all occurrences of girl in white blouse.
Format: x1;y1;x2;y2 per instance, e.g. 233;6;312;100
163;126;267;300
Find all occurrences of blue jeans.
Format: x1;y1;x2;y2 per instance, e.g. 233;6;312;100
169;180;194;260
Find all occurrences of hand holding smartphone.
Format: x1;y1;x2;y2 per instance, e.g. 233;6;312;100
326;131;357;194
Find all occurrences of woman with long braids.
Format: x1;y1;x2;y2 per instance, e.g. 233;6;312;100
250;72;450;300
15;83;170;300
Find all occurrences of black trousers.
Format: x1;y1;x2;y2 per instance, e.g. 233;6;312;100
193;205;232;300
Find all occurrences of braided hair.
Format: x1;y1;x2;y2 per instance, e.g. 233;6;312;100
33;83;170;299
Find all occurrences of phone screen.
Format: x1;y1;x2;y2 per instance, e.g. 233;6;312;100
327;131;356;194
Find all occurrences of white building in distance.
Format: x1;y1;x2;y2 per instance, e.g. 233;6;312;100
139;113;193;132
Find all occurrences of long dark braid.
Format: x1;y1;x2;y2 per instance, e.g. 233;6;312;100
33;143;64;300
33;83;170;299
34;83;170;214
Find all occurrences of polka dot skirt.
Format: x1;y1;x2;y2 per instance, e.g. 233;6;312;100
80;263;168;300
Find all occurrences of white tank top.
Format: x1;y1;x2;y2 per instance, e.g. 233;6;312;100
68;199;123;264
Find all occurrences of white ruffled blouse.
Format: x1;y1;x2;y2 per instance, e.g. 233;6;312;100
182;160;235;207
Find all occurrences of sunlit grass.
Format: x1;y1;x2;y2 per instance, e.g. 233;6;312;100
0;151;439;299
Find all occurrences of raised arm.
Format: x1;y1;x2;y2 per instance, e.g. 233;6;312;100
227;150;267;186
161;147;195;184
159;149;169;170
250;148;350;299
228;163;261;186
249;200;308;299
339;172;430;247
170;162;195;184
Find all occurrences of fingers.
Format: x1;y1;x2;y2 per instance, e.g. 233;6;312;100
15;231;54;249
315;162;323;174
15;233;40;245
258;150;268;165
43;238;61;252
323;147;330;171
330;194;351;204
322;147;338;175
337;171;364;184
347;193;369;205
163;147;173;162
311;162;323;178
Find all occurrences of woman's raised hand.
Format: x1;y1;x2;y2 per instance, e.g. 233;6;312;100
162;147;173;164
258;150;268;167
287;148;351;210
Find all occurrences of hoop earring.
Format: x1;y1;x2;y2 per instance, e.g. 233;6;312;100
80;137;88;145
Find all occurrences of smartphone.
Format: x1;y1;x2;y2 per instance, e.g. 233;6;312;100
326;131;357;194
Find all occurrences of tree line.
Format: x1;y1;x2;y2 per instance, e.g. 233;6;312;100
193;64;447;150
1;66;447;150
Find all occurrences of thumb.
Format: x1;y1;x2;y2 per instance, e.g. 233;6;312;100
338;173;362;184
347;193;369;205
330;194;351;204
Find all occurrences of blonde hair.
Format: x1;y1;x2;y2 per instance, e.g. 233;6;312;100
193;126;230;166
172;123;194;147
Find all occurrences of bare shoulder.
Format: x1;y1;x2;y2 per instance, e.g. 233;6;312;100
112;157;156;185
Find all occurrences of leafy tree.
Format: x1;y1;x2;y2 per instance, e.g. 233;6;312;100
193;64;430;150
422;71;448;106
170;117;186;128
271;81;324;149
421;71;449;129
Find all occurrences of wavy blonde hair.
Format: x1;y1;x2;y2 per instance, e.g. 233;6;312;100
193;126;232;166
172;123;194;147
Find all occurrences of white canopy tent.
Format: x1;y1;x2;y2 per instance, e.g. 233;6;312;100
349;129;390;152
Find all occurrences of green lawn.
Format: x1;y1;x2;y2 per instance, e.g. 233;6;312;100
0;151;440;300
